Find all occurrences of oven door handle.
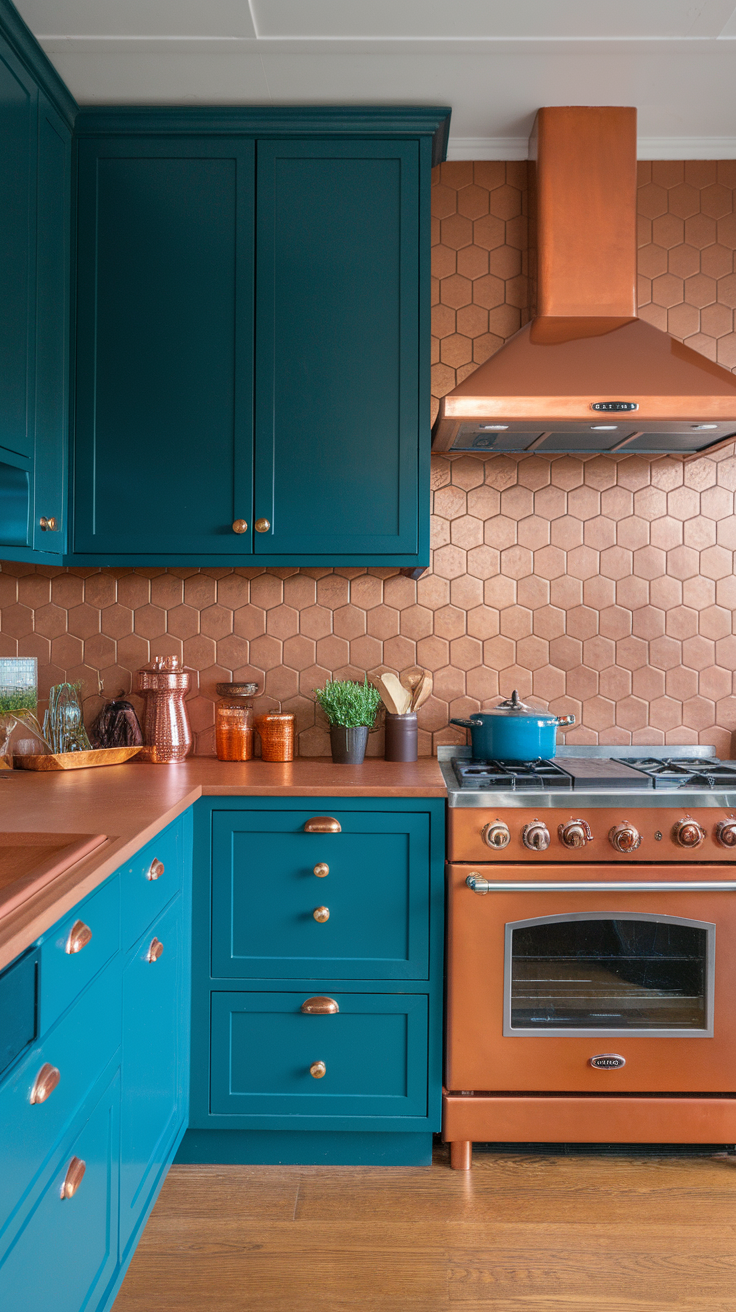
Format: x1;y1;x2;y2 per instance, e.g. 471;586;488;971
465;875;736;894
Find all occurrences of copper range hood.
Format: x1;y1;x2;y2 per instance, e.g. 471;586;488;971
432;106;736;458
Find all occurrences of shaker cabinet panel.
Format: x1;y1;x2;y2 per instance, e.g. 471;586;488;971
74;137;255;558
254;140;421;558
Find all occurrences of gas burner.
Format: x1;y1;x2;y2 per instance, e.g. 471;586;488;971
620;757;736;790
453;758;573;791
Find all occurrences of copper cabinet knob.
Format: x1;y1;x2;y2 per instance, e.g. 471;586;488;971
232;519;248;534
313;906;330;923
300;996;339;1015
146;859;164;881
303;816;342;833
558;819;593;849
60;1156;86;1199
30;1062;61;1104
39;516;58;531
716;819;736;848
609;823;642;852
147;937;164;963
254;518;271;533
313;862;329;878
521;821;550;851
673;818;706;848
65;919;93;954
309;1061;327;1079
482;821;510;849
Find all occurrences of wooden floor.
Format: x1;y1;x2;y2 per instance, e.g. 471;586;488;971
113;1143;736;1311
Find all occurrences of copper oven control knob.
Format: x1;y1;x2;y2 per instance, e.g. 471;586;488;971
673;818;705;849
608;823;642;853
521;820;550;851
482;821;511;850
558;819;593;849
716;819;736;848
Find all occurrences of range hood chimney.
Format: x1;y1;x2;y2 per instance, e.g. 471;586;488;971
432;106;736;458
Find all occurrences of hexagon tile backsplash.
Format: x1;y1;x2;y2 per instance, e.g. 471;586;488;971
3;160;736;758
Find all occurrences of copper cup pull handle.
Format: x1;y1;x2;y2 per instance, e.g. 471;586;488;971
147;859;164;881
303;817;341;833
147;937;164;963
65;919;93;954
31;1062;61;1104
300;996;339;1015
60;1156;86;1199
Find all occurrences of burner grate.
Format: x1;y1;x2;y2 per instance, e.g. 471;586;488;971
453;758;573;790
620;757;736;790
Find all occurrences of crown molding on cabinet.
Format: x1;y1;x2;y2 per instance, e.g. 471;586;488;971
0;0;77;127
447;134;736;160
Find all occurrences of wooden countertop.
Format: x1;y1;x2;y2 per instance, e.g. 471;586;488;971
0;756;445;971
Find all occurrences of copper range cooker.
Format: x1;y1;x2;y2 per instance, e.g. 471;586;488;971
439;745;736;1170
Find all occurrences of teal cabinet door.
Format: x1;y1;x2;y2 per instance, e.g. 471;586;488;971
211;809;430;980
0;1072;119;1312
32;92;70;554
254;140;422;560
210;992;428;1121
120;895;184;1256
74;136;254;558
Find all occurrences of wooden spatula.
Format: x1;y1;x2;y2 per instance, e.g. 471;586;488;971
375;675;403;716
381;672;412;715
412;675;432;711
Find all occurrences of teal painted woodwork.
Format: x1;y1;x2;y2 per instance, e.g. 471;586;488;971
0;945;37;1080
121;813;184;951
212;808;429;980
39;873;120;1033
74;137;255;558
0;1071;119;1312
177;1128;433;1166
210;991;428;1120
120;894;185;1255
254;140;420;558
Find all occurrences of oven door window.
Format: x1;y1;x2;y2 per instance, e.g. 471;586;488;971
504;913;714;1037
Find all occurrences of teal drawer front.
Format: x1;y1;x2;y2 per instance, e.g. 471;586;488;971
40;873;120;1032
210;992;428;1120
0;958;121;1242
0;1071;119;1312
212;810;430;980
122;816;183;951
0;946;38;1081
120;895;184;1256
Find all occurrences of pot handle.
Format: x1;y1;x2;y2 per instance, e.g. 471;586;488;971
555;714;576;727
450;718;483;729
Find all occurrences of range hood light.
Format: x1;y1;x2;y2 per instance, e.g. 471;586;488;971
480;424;509;430
590;425;618;431
691;424;718;430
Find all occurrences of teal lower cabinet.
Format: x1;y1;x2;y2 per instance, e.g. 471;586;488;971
178;796;444;1167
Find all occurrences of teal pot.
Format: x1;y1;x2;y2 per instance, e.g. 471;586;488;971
451;689;575;761
330;724;370;765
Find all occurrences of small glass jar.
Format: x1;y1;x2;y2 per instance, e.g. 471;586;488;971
215;682;257;761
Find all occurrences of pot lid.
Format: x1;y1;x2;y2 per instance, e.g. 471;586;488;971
487;690;556;720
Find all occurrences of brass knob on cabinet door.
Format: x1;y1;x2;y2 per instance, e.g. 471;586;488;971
254;518;271;533
60;1157;86;1199
65;919;93;954
147;937;164;962
232;519;248;534
39;516;58;531
301;996;339;1015
716;819;736;848
313;906;330;923
146;859;164;881
310;1061;326;1079
313;862;329;878
30;1062;60;1104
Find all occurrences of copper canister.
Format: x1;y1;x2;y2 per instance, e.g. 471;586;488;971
216;682;257;761
135;656;193;764
255;711;295;762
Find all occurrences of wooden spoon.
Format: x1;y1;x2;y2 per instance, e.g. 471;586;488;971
401;670;424;704
413;676;432;711
381;672;412;715
376;675;402;716
409;670;427;711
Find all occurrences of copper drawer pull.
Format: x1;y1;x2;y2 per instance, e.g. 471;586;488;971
39;516;58;532
146;859;164;881
31;1062;60;1104
301;996;339;1015
312;906;330;923
310;1061;327;1079
60;1156;86;1199
313;863;329;878
65;919;93;955
147;937;164;962
303;817;341;834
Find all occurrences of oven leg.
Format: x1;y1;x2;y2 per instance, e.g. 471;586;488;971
450;1140;473;1170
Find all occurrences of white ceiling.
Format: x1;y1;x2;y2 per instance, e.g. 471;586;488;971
15;0;736;157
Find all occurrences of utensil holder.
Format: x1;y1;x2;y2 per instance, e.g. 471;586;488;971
384;712;418;762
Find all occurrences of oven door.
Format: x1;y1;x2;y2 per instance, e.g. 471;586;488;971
446;863;736;1093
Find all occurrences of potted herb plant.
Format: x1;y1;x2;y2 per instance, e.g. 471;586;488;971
314;677;382;765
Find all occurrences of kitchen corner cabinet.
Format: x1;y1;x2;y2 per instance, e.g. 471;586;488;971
180;796;445;1167
0;809;191;1312
71;109;449;568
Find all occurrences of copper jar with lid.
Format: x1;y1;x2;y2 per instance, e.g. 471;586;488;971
255;710;295;762
215;682;258;761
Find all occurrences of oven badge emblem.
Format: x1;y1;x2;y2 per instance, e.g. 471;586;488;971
589;1053;626;1070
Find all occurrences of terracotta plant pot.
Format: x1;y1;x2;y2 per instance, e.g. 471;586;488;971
329;724;369;765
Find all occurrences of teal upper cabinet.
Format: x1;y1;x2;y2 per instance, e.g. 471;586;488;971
0;0;75;562
71;108;449;567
